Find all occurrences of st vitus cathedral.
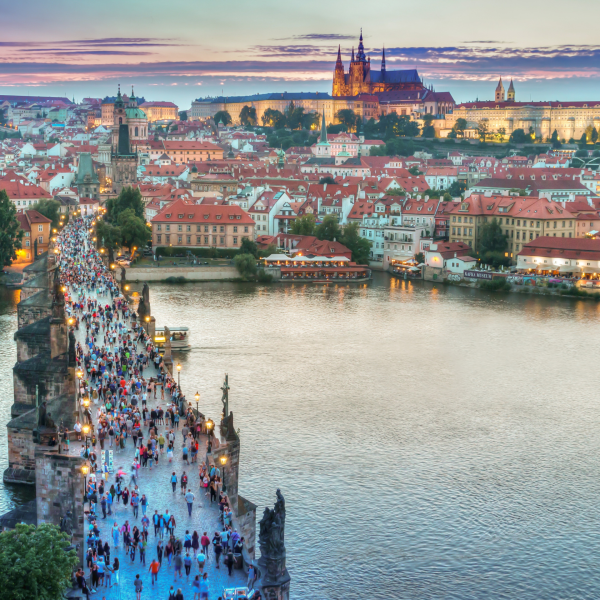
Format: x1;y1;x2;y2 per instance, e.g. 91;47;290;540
332;30;425;97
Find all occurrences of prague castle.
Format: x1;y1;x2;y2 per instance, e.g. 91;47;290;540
332;30;424;97
445;78;600;141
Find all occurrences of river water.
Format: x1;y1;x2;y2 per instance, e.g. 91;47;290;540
2;274;600;599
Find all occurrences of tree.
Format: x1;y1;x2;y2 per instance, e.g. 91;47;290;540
477;218;509;267
0;189;23;267
240;237;259;258
284;102;305;130
213;111;232;127
31;198;61;230
335;109;358;132
551;129;562;149
414;252;425;264
477;121;490;142
290;214;316;236
239;105;257;127
340;222;372;264
261;108;286;129
448;180;466;197
453;118;467;138
0;523;77;600
318;176;336;185
593;128;599;144
408;165;421;176
234;253;257;280
509;128;531;144
422;125;435;138
96;220;123;261
117;208;151;252
301;112;320;131
496;127;506;143
178;111;188;121
106;186;144;223
315;214;341;241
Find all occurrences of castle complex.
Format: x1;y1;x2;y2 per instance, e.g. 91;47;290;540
332;30;424;97
445;78;600;141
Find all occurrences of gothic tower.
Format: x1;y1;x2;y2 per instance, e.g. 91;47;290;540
332;45;346;96
507;79;515;102
495;78;505;102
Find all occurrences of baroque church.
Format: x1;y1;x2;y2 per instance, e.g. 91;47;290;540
332;30;425;97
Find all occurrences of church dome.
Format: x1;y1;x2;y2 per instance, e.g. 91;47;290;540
126;107;147;120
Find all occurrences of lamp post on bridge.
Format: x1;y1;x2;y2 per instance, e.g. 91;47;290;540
220;455;227;494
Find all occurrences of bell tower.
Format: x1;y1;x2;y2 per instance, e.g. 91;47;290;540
495;78;505;102
332;45;346;97
507;79;515;102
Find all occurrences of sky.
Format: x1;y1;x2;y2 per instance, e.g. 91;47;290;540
2;0;600;107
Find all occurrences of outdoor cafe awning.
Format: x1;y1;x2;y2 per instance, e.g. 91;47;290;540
581;266;599;274
559;265;581;273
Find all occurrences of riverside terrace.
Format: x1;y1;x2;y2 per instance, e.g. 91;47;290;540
50;216;291;600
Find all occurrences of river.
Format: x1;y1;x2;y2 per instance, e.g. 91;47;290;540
3;273;600;599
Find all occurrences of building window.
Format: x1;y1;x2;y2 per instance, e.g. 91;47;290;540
220;226;224;233
38;224;43;232
178;225;182;232
166;224;170;232
38;236;43;243
187;236;191;243
196;236;201;244
25;240;30;247
220;237;225;245
213;226;217;233
157;224;162;232
166;235;170;243
178;236;182;243
233;226;238;233
204;236;209;244
244;227;249;233
233;237;238;245
186;225;191;232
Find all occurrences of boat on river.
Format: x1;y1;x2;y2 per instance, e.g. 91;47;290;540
153;327;191;351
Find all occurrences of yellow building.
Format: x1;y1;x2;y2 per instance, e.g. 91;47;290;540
445;80;600;141
139;102;179;122
445;194;577;256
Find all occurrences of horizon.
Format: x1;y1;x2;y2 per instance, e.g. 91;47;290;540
3;0;600;109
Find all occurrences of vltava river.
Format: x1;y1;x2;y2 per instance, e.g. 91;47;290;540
3;273;600;599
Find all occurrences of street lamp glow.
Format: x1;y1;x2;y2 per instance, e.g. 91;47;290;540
81;465;89;475
195;392;200;403
82;398;90;408
177;363;182;372
145;315;150;322
76;367;83;379
82;424;90;435
220;455;227;467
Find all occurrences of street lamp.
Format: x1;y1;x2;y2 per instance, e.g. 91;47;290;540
81;463;89;501
206;419;214;453
82;424;90;455
68;317;75;326
219;455;228;493
195;391;200;415
76;367;83;379
176;363;181;386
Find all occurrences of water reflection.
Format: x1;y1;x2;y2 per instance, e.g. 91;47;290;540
2;274;600;598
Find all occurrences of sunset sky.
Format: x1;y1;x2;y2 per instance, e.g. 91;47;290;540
2;0;600;106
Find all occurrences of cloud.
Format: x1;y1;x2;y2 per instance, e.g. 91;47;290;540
288;34;355;41
0;37;179;48
19;50;154;56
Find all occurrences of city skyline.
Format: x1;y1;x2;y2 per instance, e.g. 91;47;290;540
3;0;600;105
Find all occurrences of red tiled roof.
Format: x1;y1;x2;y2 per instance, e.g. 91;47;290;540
152;197;254;224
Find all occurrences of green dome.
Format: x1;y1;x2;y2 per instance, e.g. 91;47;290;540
191;165;198;173
126;107;147;120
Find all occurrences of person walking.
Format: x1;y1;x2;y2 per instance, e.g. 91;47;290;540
152;510;160;536
225;550;235;576
183;552;192;577
149;558;160;585
173;552;183;579
157;540;163;565
200;532;210;560
133;574;143;600
199;573;209;600
185;489;195;517
171;472;177;493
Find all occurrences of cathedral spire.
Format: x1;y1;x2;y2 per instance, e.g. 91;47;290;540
336;44;343;68
320;108;327;144
381;46;386;74
351;46;355;62
357;28;366;62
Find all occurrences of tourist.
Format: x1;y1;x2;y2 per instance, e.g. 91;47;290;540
199;573;210;600
200;532;210;559
196;550;206;573
173;552;183;579
171;472;177;493
133;574;143;600
149;558;160;585
185;489;195;516
184;552;193;577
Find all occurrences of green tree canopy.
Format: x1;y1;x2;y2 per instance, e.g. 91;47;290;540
301;112;320;131
178;111;188;121
116;208;151;252
0;523;77;600
408;165;421;176
290;214;316;236
477;121;490;142
31;198;61;230
284;102;305;130
106;187;144;223
240;236;259;258
335;109;358;132
340;221;372;264
262;108;286;129
509;128;533;144
315;214;341;241
214;111;232;126
0;189;24;267
448;180;466;197
240;105;257;127
478;218;508;267
318;176;336;185
453;118;467;137
234;253;257;280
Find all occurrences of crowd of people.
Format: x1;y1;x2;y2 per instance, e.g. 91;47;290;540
56;216;259;600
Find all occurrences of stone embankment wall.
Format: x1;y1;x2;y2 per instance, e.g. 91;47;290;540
125;266;238;282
